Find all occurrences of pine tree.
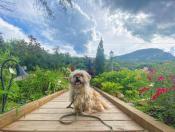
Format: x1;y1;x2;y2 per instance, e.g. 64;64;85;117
95;38;105;75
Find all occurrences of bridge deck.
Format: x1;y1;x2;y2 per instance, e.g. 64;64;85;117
1;91;146;132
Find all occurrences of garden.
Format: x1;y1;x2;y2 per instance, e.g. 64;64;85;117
0;34;175;128
1;1;175;130
91;64;175;127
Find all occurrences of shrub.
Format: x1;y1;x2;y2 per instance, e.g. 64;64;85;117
1;67;68;112
92;69;149;100
101;82;123;96
16;68;68;101
137;66;175;127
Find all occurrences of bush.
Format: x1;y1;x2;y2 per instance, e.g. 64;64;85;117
92;65;175;127
91;69;149;100
140;66;175;127
0;67;68;112
16;68;68;101
101;82;123;96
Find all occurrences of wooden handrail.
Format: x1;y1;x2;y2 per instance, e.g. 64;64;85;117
95;88;175;132
0;90;66;129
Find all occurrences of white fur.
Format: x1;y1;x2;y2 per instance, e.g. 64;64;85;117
69;70;108;113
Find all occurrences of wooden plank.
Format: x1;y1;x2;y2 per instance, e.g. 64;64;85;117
95;88;175;132
1;91;146;132
41;102;116;109
32;108;122;114
51;100;70;102
0;90;66;128
19;113;131;121
32;108;74;114
40;102;71;108
2;120;145;132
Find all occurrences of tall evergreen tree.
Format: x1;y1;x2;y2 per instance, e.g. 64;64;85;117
95;38;105;75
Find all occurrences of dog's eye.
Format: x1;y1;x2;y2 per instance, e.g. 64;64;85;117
74;74;83;77
78;74;83;77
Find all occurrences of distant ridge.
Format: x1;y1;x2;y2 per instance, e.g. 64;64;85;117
115;48;175;62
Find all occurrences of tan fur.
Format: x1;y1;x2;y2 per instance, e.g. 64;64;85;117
69;70;108;113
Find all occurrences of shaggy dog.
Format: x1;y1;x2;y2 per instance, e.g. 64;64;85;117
69;70;108;113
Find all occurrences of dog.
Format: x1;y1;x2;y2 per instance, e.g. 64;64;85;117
69;70;108;113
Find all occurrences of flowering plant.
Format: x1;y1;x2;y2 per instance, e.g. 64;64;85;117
138;66;175;127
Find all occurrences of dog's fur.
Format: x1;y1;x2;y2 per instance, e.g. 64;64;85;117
69;70;108;113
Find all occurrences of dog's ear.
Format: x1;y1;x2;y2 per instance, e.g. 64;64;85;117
86;72;91;80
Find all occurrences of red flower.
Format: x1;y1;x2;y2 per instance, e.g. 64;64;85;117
139;87;150;94
151;94;159;100
151;88;169;100
157;75;165;81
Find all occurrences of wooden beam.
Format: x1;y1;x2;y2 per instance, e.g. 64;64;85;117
95;88;175;132
0;90;66;129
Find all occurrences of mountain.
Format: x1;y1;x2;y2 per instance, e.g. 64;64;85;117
115;48;175;63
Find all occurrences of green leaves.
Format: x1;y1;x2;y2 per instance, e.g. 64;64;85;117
92;69;149;100
16;68;68;101
101;82;123;95
0;68;68;113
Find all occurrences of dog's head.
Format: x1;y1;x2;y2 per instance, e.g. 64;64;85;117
69;70;91;88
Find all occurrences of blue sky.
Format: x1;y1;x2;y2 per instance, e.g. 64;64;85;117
1;0;175;56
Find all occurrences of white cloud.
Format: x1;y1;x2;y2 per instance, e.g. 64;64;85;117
150;34;175;52
80;4;175;57
1;0;175;57
0;18;28;40
59;45;84;57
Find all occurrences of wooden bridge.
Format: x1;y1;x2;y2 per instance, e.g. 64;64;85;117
0;89;174;132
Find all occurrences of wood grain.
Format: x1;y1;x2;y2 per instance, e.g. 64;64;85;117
0;90;66;129
3;120;145;132
1;90;147;132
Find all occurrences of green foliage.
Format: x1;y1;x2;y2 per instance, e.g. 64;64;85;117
101;82;123;96
0;38;87;71
142;65;175;127
0;67;68;112
16;68;68;102
92;69;149;100
92;62;175;127
0;36;73;113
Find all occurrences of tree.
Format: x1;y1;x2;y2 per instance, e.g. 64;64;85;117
95;38;105;75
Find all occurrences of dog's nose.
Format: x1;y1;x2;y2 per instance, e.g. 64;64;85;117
76;76;79;80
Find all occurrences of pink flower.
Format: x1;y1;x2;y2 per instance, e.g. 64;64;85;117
157;75;165;81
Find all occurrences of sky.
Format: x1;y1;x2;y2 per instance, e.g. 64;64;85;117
1;0;175;57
